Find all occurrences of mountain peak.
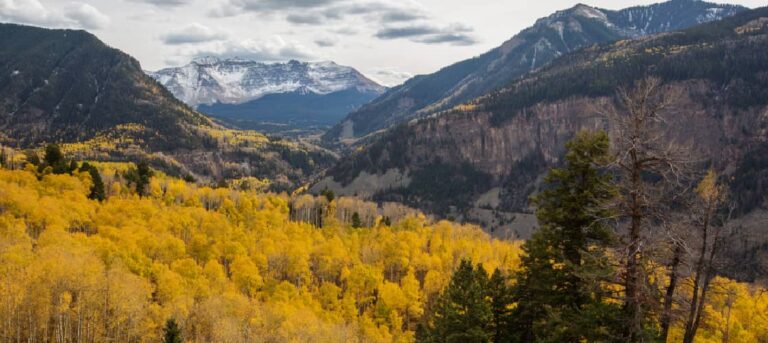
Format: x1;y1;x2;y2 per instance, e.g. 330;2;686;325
323;0;748;143
151;58;385;107
191;56;221;65
552;3;605;19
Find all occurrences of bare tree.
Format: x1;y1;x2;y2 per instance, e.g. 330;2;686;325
659;219;687;342
602;77;692;342
682;170;732;343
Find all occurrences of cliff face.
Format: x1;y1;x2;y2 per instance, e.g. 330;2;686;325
321;80;766;228
321;8;768;237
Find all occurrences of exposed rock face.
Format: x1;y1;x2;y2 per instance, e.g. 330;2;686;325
322;0;746;144
326;85;767;248
324;8;768;239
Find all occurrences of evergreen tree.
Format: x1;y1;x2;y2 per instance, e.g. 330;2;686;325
43;144;69;174
487;269;513;343
80;162;105;201
162;319;182;343
44;144;63;167
125;161;153;197
321;187;335;202
420;260;493;343
510;131;621;342
0;147;6;169
351;212;362;228
68;160;78;175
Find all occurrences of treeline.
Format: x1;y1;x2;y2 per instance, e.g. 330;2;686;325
418;79;768;342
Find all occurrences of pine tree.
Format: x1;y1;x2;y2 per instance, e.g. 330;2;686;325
68;160;78;175
44;144;63;167
420;260;493;343
125;161;153;197
510;131;621;342
0;147;6;169
321;187;335;202
43;144;68;174
351;212;362;228
163;319;182;343
80;163;105;201
487;269;513;343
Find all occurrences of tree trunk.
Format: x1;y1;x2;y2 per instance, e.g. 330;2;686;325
624;135;644;342
660;243;682;342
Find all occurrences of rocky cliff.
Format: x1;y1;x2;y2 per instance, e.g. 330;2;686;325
319;8;768;241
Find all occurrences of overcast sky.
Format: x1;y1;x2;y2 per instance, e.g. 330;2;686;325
0;0;762;85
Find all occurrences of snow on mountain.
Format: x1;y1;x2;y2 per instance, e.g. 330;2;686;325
150;58;386;107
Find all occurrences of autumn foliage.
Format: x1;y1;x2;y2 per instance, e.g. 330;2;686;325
0;163;521;342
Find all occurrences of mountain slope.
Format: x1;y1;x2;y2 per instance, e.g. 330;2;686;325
318;7;768;241
323;0;746;144
151;58;385;134
0;23;210;150
0;24;335;186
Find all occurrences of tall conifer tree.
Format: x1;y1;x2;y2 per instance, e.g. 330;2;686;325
510;131;621;342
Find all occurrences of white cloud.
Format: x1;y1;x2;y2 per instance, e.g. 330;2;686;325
375;22;477;45
161;23;228;44
211;0;343;15
206;0;477;46
286;13;324;25
368;68;414;86
64;3;111;29
0;0;63;26
0;0;110;30
130;0;194;7
187;35;318;61
314;37;337;47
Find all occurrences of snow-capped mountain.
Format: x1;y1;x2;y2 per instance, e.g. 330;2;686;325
149;58;386;135
150;57;385;107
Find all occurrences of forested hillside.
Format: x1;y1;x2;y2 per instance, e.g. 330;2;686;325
0;150;520;342
0;23;207;149
1;142;766;342
321;7;768;240
0;23;336;187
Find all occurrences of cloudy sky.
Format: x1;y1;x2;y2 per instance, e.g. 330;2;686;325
1;0;762;85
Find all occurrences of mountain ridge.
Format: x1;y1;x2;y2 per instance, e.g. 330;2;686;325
151;57;386;135
0;23;211;150
322;0;747;144
150;58;385;107
0;23;336;187
318;6;768;246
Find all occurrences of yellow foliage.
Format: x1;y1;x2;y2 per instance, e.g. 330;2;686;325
668;277;768;342
0;165;522;342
